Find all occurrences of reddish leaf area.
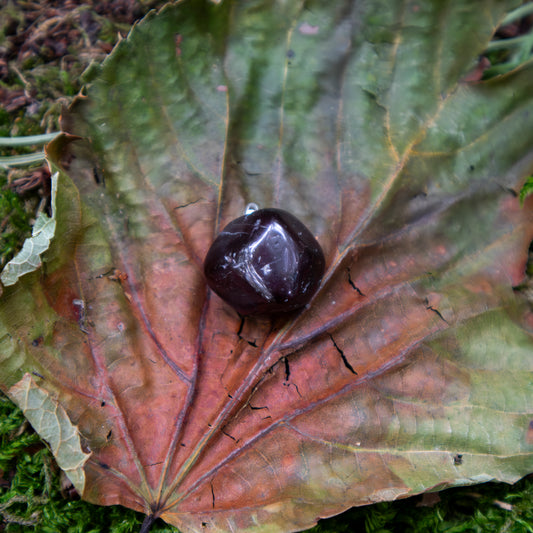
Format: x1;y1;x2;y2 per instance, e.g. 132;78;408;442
1;2;533;532
39;128;533;532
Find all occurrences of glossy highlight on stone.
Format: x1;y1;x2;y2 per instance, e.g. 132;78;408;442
204;208;325;316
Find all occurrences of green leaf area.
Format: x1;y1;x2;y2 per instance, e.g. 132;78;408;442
1;1;533;532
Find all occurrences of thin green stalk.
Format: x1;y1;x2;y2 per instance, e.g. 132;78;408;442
486;32;533;52
0;152;46;168
501;2;533;27
0;133;59;147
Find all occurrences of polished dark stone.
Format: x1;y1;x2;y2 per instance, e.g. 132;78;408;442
204;208;325;316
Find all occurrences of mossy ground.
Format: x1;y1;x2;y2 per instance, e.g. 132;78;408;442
1;1;532;532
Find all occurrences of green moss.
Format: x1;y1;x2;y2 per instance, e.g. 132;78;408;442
0;182;33;270
520;175;533;206
0;108;11;136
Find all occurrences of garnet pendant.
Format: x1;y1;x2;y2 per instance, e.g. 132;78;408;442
204;208;325;316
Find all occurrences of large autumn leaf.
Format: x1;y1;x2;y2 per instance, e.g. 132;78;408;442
2;0;533;531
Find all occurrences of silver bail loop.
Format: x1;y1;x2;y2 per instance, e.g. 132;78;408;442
244;202;259;215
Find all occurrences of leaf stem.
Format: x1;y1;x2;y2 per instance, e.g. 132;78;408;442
139;514;156;533
0;132;59;146
501;2;533;26
0;152;46;168
486;32;533;52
